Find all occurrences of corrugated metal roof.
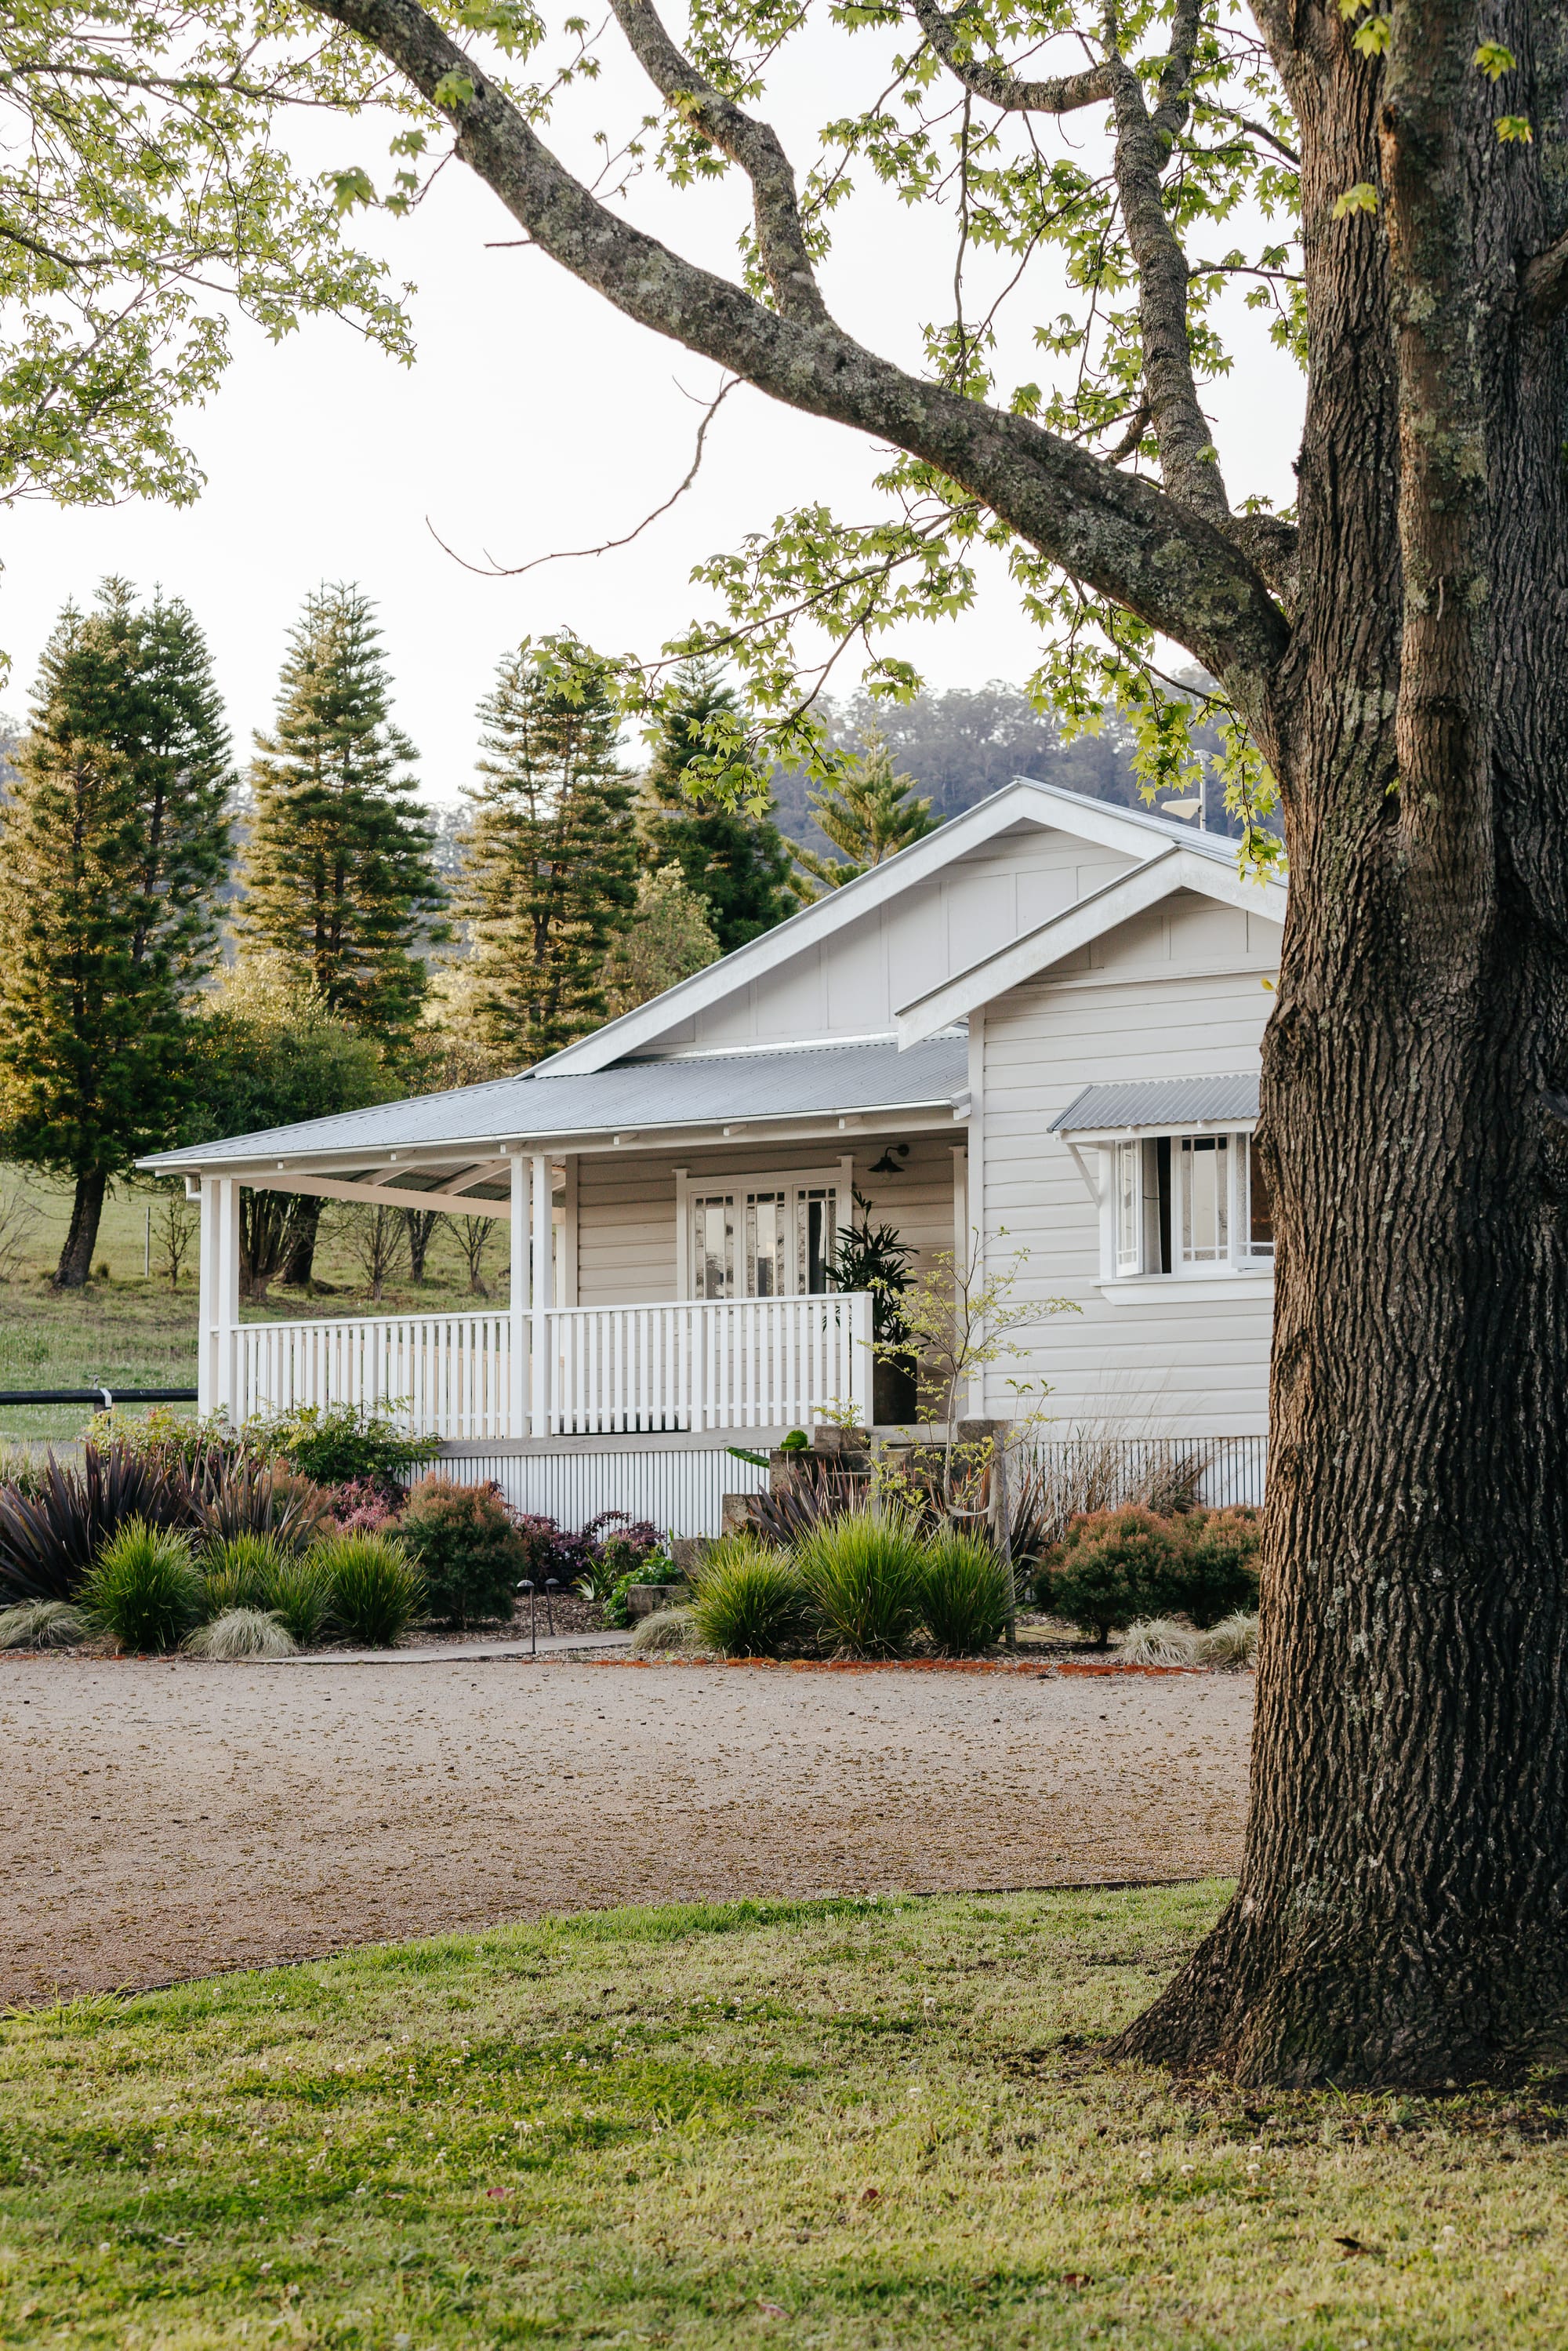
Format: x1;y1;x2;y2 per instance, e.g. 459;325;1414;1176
142;1034;971;1171
1049;1073;1261;1133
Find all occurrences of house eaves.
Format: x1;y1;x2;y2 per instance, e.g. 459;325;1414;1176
895;843;1287;1047
530;775;1247;1080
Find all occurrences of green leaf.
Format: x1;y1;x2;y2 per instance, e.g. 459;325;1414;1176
328;165;377;216
433;71;477;109
1473;42;1517;81
1495;114;1534;143
1330;181;1380;219
1352;14;1391;56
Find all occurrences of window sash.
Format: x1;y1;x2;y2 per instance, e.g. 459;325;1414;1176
689;1180;840;1300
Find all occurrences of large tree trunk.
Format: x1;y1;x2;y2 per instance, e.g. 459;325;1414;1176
280;1197;321;1289
54;1171;107;1288
1115;8;1568;2087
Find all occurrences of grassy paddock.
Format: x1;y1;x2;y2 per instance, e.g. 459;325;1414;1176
2;1884;1564;2348
0;1164;509;1441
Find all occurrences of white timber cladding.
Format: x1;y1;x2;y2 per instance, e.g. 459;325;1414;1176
978;890;1282;1440
644;828;1137;1054
574;1132;964;1309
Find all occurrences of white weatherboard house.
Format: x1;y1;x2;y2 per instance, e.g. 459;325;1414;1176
143;779;1287;1533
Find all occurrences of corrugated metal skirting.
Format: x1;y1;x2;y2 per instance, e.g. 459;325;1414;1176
431;1448;770;1539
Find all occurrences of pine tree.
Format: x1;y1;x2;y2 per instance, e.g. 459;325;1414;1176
242;583;443;1041
0;579;231;1286
791;735;938;900
459;638;637;1060
638;660;796;954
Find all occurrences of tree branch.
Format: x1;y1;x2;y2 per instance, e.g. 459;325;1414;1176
303;0;1289;736
1106;0;1229;524
606;0;829;329
1523;226;1568;324
906;0;1112;114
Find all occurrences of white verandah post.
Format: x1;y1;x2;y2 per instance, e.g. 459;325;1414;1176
530;1153;553;1439
508;1153;528;1438
198;1176;241;1424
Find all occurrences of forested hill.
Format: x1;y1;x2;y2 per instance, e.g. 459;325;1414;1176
766;681;1225;861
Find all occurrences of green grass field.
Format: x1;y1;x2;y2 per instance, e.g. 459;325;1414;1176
2;1884;1563;2349
0;1165;506;1441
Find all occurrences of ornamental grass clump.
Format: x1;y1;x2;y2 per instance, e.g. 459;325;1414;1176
629;1604;700;1655
1118;1615;1202;1666
792;1507;925;1658
311;1532;424;1648
183;1608;297;1660
203;1531;289;1614
687;1535;807;1658
1199;1608;1260;1667
0;1597;85;1649
79;1520;204;1654
257;1552;337;1648
918;1528;1014;1656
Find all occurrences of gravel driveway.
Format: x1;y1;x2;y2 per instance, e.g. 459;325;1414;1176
1;1655;1252;2004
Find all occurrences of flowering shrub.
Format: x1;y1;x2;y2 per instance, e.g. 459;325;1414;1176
329;1477;403;1533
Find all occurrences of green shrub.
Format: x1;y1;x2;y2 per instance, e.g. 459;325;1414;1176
688;1535;808;1658
0;1598;86;1649
918;1528;1014;1655
184;1608;297;1659
1163;1508;1263;1627
203;1531;290;1615
259;1552;337;1647
313;1532;425;1648
397;1479;524;1626
79;1520;204;1654
792;1508;924;1658
1040;1506;1181;1644
254;1403;439;1489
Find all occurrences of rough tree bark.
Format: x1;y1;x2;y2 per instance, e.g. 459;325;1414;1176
304;0;1568;2083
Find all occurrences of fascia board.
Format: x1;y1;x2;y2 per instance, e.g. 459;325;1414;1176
895;846;1286;1045
529;778;1181;1079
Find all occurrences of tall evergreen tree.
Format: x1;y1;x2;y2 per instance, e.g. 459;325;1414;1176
241;583;443;1041
638;661;796;954
0;579;231;1286
459;638;637;1060
791;736;939;900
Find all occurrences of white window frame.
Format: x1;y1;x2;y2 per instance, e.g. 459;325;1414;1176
674;1157;855;1301
1092;1128;1273;1283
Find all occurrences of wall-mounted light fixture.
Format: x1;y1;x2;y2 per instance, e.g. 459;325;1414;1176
868;1142;910;1177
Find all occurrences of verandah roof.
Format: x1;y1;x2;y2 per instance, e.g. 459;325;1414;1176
142;1032;971;1179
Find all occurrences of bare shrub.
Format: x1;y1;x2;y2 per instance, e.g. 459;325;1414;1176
0;1182;41;1281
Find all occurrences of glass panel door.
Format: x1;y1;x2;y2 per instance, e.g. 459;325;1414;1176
796;1186;838;1294
744;1191;788;1297
691;1194;735;1298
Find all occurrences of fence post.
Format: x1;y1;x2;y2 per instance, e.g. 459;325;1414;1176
848;1290;873;1427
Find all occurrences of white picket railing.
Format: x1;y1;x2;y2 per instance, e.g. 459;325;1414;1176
236;1312;514;1441
228;1292;873;1439
547;1293;873;1435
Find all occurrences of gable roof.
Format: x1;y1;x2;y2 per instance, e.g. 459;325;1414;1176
535;775;1283;1079
895;840;1285;1045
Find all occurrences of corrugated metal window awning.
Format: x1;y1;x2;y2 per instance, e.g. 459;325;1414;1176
1049;1073;1261;1133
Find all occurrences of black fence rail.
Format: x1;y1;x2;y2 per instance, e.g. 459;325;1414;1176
0;1387;198;1408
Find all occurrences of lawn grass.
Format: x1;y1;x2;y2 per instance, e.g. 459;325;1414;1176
0;1164;506;1441
2;1883;1564;2349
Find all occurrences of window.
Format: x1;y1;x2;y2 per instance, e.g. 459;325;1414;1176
1116;1140;1142;1275
1101;1131;1272;1277
684;1171;843;1300
1180;1136;1229;1263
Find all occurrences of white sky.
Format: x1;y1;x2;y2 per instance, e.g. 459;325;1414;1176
2;20;1305;801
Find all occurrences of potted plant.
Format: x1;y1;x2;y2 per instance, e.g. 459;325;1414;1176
832;1190;917;1426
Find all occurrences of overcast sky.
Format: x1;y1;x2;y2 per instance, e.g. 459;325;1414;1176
2;26;1305;803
